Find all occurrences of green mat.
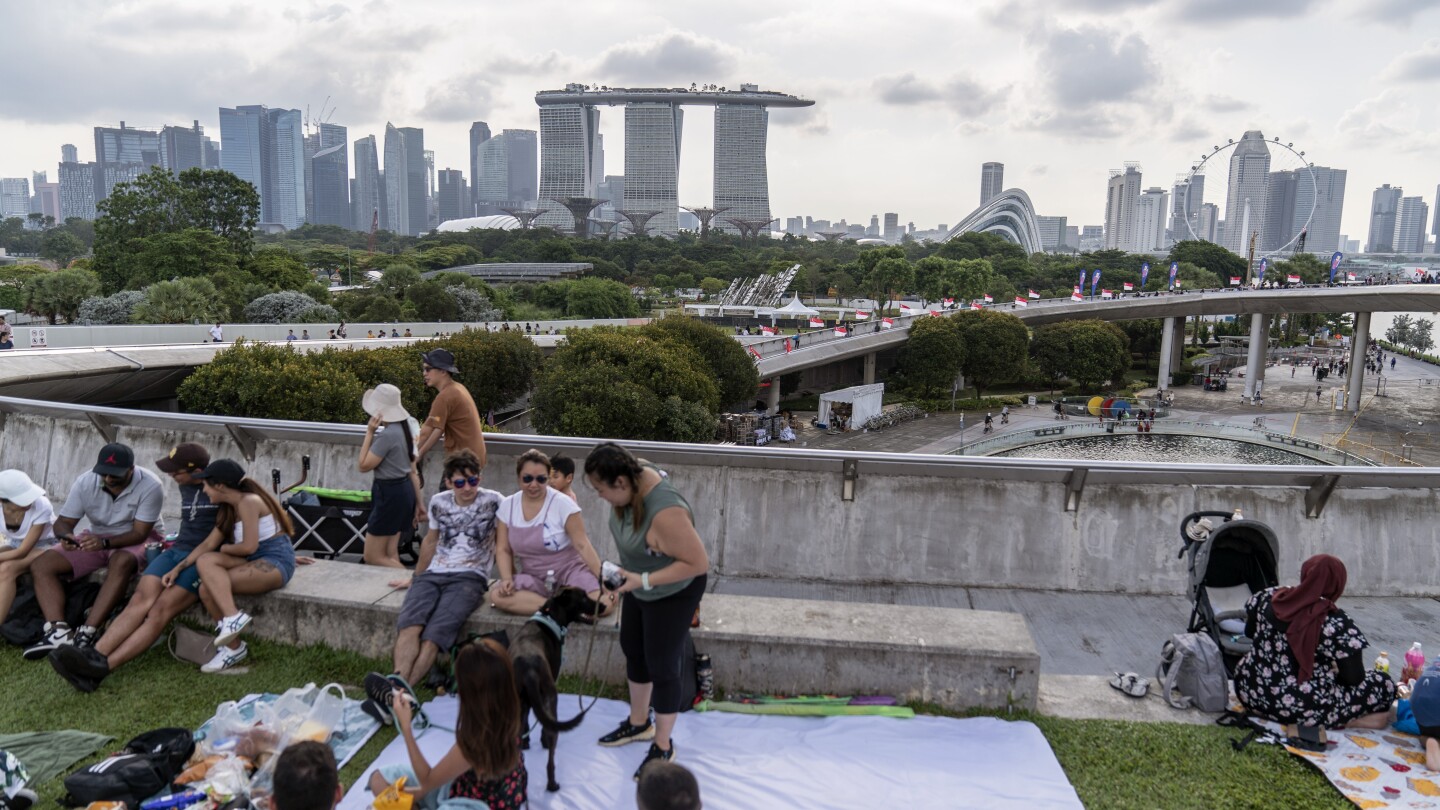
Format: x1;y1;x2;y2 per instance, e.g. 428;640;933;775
0;730;114;784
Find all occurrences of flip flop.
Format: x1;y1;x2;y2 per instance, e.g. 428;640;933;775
387;673;431;730
1109;671;1150;699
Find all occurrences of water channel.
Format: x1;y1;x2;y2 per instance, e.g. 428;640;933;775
992;434;1325;465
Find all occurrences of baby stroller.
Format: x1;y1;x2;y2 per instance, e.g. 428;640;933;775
1177;511;1279;675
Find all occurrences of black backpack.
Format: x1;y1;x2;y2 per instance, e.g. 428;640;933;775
1;579;101;647
62;728;195;808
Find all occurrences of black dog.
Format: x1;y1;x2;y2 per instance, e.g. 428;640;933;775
510;586;602;792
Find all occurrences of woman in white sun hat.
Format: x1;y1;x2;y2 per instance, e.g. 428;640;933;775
359;383;423;569
0;469;58;623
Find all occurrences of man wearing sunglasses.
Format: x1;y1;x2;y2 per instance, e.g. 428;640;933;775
415;348;486;474
365;448;501;724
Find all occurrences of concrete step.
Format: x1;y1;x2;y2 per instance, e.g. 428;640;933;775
236;560;1041;712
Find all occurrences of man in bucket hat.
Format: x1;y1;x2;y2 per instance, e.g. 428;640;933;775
415;348;486;471
22;443;165;661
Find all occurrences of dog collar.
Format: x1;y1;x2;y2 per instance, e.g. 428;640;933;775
531;611;567;641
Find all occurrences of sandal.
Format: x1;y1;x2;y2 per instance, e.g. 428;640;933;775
1109;671;1150;699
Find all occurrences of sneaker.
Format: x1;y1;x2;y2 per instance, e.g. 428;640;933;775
214;611;252;647
22;622;72;661
362;672;396;726
0;787;38;810
48;645;104;693
200;642;248;673
598;716;656;747
633;742;675;781
73;625;98;649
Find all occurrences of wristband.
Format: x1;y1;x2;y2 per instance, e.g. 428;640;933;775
641;571;653;591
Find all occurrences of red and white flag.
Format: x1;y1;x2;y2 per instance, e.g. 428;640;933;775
899;304;914;315
1229;276;1241;286
983;294;994;303
854;310;871;320
1286;274;1301;284
760;325;776;336
808;317;825;328
1014;296;1028;307
1174;280;1183;288
929;309;941;317
1101;289;1114;299
784;338;792;354
1070;292;1084;302
970;302;982;310
1028;289;1040;299
1346;272;1357;281
881;317;895;329
1123;282;1134;291
747;346;762;360
943;297;955;305
833;326;848;336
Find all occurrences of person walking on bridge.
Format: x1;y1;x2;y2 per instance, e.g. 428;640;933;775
416;348;487;477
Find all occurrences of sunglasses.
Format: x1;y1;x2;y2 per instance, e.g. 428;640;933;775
422;365;435;372
521;474;549;484
451;476;481;488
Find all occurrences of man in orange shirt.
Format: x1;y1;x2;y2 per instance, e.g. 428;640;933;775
416;349;486;470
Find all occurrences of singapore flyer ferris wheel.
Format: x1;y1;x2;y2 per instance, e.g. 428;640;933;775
1178;131;1318;260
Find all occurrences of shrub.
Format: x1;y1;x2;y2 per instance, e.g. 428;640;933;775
243;290;327;323
640;316;759;409
450;286;503;321
78;289;146;324
178;341;367;422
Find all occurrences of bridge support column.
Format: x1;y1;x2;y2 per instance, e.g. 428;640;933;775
1346;312;1371;414
767;376;781;415
863;352;876;385
1244;314;1269;401
1157;317;1183;390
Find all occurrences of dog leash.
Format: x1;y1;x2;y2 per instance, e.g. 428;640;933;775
572;601;620;716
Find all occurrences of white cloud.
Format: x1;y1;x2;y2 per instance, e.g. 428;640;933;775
1036;25;1156;107
595;30;742;83
1384;39;1440;81
1335;90;1440;153
873;73;1006;118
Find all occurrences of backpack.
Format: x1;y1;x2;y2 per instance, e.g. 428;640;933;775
2;580;101;647
1156;633;1228;712
62;728;194;808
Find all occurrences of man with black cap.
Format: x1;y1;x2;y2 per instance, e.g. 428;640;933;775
22;442;165;660
416;348;486;471
49;443;218;691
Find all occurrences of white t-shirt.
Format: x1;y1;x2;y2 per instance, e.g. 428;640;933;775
498;488;582;552
209;325;223;341
2;495;58;551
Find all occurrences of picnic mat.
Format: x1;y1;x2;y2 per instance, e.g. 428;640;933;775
0;731;112;785
339;695;1083;810
194;691;380;769
1274;723;1440;808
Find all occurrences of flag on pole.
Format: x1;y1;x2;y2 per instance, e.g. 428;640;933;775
899;304;914;315
1286;273;1301;284
1140;261;1150;288
833;326;848;336
1070;292;1084;302
808;317;824;328
1229;276;1241;286
970;302;982;310
929;309;941;317
1091;270;1101;292
943;297;955;306
1028;289;1040;299
1257;258;1268;284
1122;282;1134;291
1346;272;1357;281
1101;289;1114;299
1174;280;1183;288
1168;261;1178;289
1329;251;1344;284
784;338;792;354
1014;296;1028;307
854;310;871;319
760;325;776;336
747;345;762;360
1079;269;1087;290
983;294;994;303
881;317;895;329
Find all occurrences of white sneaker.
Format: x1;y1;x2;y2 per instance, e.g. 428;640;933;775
214;611;252;647
201;642;248;673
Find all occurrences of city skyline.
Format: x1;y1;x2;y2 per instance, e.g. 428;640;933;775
4;0;1440;243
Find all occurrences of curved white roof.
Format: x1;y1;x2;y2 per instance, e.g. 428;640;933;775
944;189;1044;254
435;215;522;233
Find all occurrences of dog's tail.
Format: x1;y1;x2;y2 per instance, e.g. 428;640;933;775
520;667;589;732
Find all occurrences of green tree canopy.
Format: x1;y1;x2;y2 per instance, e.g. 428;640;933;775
132;277;224;324
952;309;1029;397
40;229;87;266
24;267;101;323
1031;320;1131;393
1168;240;1246;281
895;315;967;398
641;315;759;408
565;278;640;319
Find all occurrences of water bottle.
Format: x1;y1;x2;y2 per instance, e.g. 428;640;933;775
601;560;626;591
1375;651;1391;674
544;569;556;596
1404;642;1426;683
695;653;715;703
140;791;205;810
1231;508;1244;521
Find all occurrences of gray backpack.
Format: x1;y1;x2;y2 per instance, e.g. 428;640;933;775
1157;633;1228;712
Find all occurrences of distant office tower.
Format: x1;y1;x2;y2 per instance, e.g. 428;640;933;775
623;102;684;235
714;102;771;231
505;130;538;205
1294;166;1346;257
866;215;879;237
469;121;491;216
980;162;1004;207
1367;184;1402;253
536;103;601;230
1104;164;1142;250
0;178;30;220
1198;203;1220;242
1222;131;1271;254
1130;187;1169;252
437;169;467;225
58;161;99;220
1432;184;1440;245
61;144;78;164
786;216;803;235
1393;196;1429;254
33;182;61;223
1262;170;1299;253
204;138;221;169
219;106;272;219
383;124;428;236
596;174;625;223
1170;174;1204;242
474;129;539;215
93;122;160;202
883;212;899;242
310;125;350;228
352;135;384;232
1035;215;1067;252
160;121;210;174
425;149;438;230
270;109;305;229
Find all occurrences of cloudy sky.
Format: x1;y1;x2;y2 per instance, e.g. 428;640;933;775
4;0;1440;242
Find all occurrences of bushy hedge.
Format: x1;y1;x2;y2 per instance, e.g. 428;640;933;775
78;290;146;324
243;291;337;323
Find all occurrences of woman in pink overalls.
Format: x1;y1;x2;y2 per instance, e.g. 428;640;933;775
489;449;615;617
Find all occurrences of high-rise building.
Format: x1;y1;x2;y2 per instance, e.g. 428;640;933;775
883;212;899;242
1367;184;1402;253
383;124;428;236
1292;166;1346;258
1035;215;1068;252
474;129;538;215
94;122;160;169
352;135;383;232
32;182;61;223
204;138;221;169
160;121;210;174
866;215;879;237
622;103;684;235
1394;196;1430;254
505;129;538;207
1170;174;1204;243
220;106;272;218
981;162;1004;207
1104;164;1142;250
437;169;467;225
1064;224;1079;250
469;121;491;216
1198;203;1220;243
537;99;601;231
270;109;306;229
61;144;78;164
1130;187;1169;252
1222;131;1271;254
0;178;30;220
713;101;771;231
1432;184;1440;246
1261;170;1299;253
58;161;99;221
310;125;350;229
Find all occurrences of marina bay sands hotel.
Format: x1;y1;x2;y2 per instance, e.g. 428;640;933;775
534;83;814;236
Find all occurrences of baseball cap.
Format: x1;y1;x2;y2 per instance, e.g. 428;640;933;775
421;348;459;374
156;442;210;473
0;469;45;507
191;459;246;488
93;443;136;477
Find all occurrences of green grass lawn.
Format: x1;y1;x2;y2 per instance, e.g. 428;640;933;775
0;636;1348;809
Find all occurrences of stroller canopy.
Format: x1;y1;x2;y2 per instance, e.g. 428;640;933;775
1186;518;1280;605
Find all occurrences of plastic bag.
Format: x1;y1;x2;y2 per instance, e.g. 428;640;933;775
199;755;253;804
293;684;346;745
248;683;349;800
200;701;257;759
374;776;414;810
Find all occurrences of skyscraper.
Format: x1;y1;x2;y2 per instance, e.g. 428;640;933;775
437;169;467;225
981;162;1004;207
0;179;30;220
506;129;538;206
1104;164;1141;250
474;129;539;215
61;144;78;164
310;123;350;229
1294;166;1346;256
1261;170;1299;253
93;122;160;202
714;101;771;232
160;121;210;174
1367;184;1402;253
1222;131;1271;255
1170;174;1204;243
270;108;306;229
622;103;684;235
883;212;900;242
1393;196;1429;254
469;121;491;216
383;124;427;236
1432;184;1440;249
1035;215;1067;252
220;106;272;219
536;100;601;231
1130;187;1169;252
58;161;98;221
352;134;384;232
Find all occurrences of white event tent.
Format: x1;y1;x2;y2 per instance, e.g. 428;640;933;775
818;383;885;428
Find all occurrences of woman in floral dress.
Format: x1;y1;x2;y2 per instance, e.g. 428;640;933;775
1234;554;1395;729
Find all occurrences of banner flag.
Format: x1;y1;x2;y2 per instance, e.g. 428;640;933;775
1122;282;1133;291
1101;289;1114;299
854;310;871;319
1329;252;1344;283
1229;276;1241;286
881;317;895;329
1091;270;1101;292
760;325;776;336
1028;289;1040;299
808;317;824;328
833;326;848;336
1014;296;1028;307
899;304;914;315
1168;261;1179;288
1070;292;1084;302
983;294;994;303
1286;273;1301;284
1257;258;1268;284
1140;261;1150;288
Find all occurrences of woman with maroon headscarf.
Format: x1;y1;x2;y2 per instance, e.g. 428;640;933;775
1234;554;1395;729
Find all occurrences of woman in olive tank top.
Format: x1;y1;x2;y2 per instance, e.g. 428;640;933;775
584;442;709;782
